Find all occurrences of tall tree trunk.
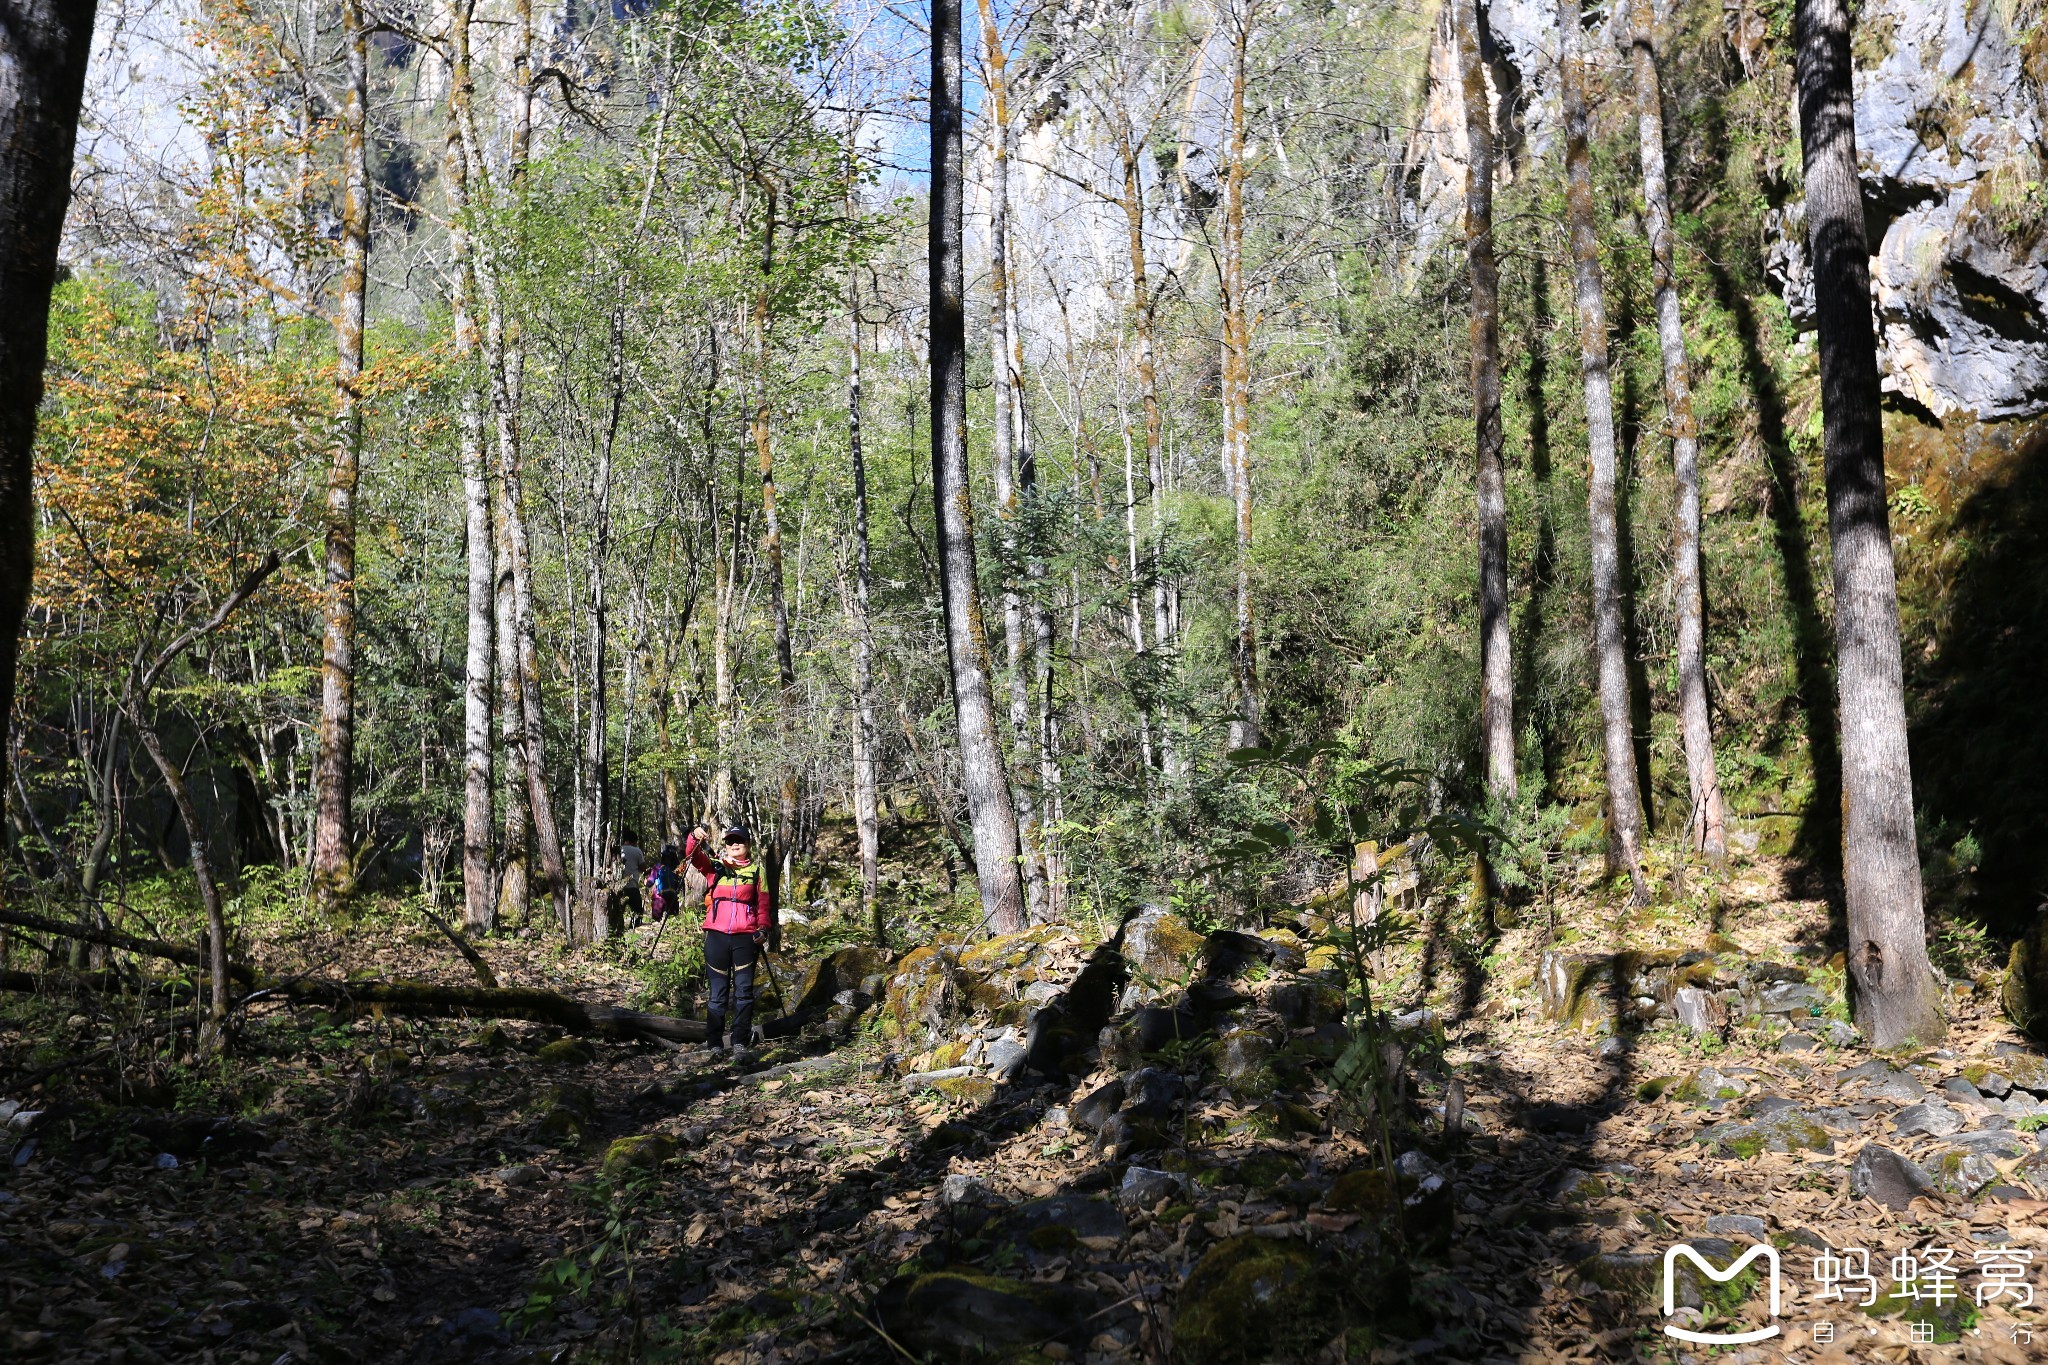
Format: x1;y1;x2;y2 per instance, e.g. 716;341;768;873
933;0;1026;934
312;0;371;914
711;422;741;821
576;312;618;939
1455;0;1514;801
976;0;1051;922
0;0;96;814
457;0;565;931
574;85;672;940
1561;0;1650;903
1114;130;1179;777
847;183;883;946
1795;0;1945;1046
446;0;496;935
1117;382;1155;772
750;181;801;932
1221;3;1260;751
495;517;530;923
1011;224;1063;908
1114;118;1174;775
1630;0;1724;862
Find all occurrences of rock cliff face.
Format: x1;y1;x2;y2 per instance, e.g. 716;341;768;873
1414;0;2048;422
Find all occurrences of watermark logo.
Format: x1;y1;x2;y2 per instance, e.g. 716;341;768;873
1663;1242;1782;1345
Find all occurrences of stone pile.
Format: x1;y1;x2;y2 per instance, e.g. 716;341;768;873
1538;944;1872;1049
1638;1048;2048;1204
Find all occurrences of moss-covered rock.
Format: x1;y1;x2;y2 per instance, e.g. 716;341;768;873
1670;1066;1748;1105
1262;977;1343;1028
1235;1151;1305;1190
875;1270;1099;1356
537;1106;593;1143
1538;949;1684;1031
932;1074;996;1106
1931;1147;2000;1197
1262;1099;1323;1136
1212;1026;1277;1093
535;1038;596;1066
2003;911;2048;1042
1551;1169;1607;1203
1577;1251;1661;1297
466;1024;513;1051
879;942;966;1042
960;923;1067;975
1118;912;1207;1008
1695;1107;1833;1159
535;1081;598;1145
1324;1168;1398;1215
1176;1238;1331;1363
1636;1075;1680;1102
420;1086;484;1127
601;1133;676;1176
794;944;892;1014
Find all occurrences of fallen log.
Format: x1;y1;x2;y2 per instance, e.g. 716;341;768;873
262;980;705;1043
0;967;196;1003
0;908;705;1044
0;906;257;985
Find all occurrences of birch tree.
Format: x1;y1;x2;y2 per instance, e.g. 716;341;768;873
933;0;1026;932
1628;0;1723;861
1560;0;1650;902
1455;0;1514;800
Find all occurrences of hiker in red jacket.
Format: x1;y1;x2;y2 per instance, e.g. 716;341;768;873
685;823;773;1053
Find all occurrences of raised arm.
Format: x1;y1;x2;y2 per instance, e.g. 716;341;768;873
683;830;718;877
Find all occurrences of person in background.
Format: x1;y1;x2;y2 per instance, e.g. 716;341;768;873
648;844;681;922
618;831;646;927
684;823;771;1054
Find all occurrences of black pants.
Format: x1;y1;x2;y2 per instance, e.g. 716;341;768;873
704;929;758;1047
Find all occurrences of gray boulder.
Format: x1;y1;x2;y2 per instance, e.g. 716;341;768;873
1850;1146;1937;1210
1950;1130;2030;1159
1003;1193;1127;1251
1894;1102;1967;1138
1070;1080;1124;1132
1672;986;1724;1036
876;1271;1100;1356
1932;1149;2002;1198
1119;1165;1189;1210
1758;982;1826;1016
1704;1213;1768;1242
1122;1067;1187;1120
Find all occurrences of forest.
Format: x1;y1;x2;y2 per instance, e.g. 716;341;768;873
4;0;2048;1358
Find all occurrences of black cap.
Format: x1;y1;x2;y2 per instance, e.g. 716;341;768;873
722;825;752;845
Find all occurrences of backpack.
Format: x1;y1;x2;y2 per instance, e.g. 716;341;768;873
647;864;677;922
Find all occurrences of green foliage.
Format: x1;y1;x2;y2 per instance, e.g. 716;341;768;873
1208;743;1494;1175
635;938;706;1012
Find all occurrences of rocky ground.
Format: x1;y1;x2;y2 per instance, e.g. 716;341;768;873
4;854;2048;1362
